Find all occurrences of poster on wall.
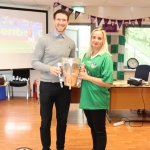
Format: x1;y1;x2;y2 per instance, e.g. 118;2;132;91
102;24;117;32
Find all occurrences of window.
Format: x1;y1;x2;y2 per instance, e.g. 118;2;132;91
124;25;150;67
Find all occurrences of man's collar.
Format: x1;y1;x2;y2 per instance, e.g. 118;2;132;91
53;30;65;38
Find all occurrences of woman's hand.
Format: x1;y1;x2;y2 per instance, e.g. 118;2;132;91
78;68;89;80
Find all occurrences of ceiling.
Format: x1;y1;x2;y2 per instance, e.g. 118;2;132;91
1;0;150;8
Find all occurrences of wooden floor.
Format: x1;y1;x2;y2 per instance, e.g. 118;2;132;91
0;98;150;150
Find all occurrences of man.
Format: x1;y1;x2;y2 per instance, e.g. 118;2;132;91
31;9;75;150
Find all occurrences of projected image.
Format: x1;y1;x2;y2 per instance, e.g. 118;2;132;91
0;15;43;53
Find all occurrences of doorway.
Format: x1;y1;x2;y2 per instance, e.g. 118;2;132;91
65;23;95;59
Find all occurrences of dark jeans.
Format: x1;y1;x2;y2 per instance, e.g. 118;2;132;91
84;109;107;150
40;81;71;150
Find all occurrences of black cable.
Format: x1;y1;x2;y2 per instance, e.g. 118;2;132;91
119;116;144;127
141;87;145;113
116;87;147;127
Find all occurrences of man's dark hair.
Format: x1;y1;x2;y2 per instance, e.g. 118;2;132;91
53;9;69;20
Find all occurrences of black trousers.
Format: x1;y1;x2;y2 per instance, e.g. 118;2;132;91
84;109;107;150
40;81;71;150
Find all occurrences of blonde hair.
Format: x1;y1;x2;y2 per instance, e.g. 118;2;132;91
86;27;111;58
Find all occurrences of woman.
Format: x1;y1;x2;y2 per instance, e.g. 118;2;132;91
78;27;113;150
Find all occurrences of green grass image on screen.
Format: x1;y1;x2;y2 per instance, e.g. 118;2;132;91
0;40;37;53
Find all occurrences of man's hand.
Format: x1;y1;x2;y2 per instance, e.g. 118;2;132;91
50;66;62;76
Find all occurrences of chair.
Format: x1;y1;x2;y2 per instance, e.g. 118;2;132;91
135;65;150;81
134;65;150;114
8;69;31;100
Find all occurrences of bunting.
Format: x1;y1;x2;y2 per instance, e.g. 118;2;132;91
61;5;67;10
75;11;81;20
97;17;102;26
53;2;60;8
91;16;96;24
68;8;74;16
111;20;116;28
130;20;135;27
53;2;150;29
124;20;129;27
142;18;146;22
104;19;109;27
117;20;123;28
137;18;142;26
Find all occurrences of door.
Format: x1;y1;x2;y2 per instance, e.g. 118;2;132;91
66;24;91;59
65;27;79;57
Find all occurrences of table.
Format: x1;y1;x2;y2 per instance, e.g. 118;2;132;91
107;80;150;122
70;87;80;103
71;81;150;107
110;80;150;109
69;81;150;122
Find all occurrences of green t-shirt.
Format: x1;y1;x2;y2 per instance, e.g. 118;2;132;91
79;53;113;110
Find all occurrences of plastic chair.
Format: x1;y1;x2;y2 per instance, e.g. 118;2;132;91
8;69;31;100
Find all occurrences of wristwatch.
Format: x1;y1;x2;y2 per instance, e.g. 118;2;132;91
127;58;139;69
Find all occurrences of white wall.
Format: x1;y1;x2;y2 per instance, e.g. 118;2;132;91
0;5;150;97
124;70;135;80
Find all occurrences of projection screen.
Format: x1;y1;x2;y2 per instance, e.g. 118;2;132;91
0;6;48;70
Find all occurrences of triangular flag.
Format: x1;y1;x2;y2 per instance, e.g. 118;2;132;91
111;20;116;27
148;17;150;20
130;20;135;27
68;8;74;16
97;17;102;26
53;2;60;8
142;18;146;22
137;18;142;26
61;5;67;10
124;20;129;27
104;19;109;27
90;16;96;24
75;11;81;20
117;20;123;28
